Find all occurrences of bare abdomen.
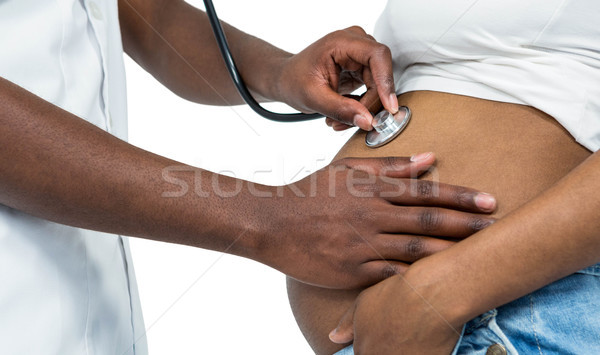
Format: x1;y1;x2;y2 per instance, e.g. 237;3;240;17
287;91;591;354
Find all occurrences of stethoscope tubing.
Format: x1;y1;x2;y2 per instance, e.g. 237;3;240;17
203;0;323;122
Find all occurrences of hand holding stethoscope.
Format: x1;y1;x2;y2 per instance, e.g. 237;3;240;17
204;0;410;147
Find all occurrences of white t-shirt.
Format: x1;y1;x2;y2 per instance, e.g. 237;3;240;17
375;0;600;152
0;0;147;354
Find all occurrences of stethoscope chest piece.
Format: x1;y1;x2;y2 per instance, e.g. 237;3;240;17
365;106;412;148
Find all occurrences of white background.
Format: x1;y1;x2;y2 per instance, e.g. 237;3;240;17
126;0;387;354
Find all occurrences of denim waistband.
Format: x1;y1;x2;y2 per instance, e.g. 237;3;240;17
576;262;600;276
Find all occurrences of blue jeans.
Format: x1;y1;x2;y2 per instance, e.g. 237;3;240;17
335;263;600;354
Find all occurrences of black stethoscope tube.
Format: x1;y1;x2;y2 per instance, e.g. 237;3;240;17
203;0;323;122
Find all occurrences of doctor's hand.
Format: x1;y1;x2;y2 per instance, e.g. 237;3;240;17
256;153;496;289
274;26;398;131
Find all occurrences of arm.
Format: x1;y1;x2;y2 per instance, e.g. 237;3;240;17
0;76;496;289
416;150;600;321
118;0;399;129
331;150;600;353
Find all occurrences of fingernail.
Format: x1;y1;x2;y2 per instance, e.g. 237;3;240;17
474;193;496;211
333;122;348;131
328;329;338;341
354;114;372;131
410;152;433;163
389;94;399;114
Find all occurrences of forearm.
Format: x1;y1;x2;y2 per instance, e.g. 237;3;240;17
0;76;266;257
119;0;289;105
7;76;490;289
409;150;600;324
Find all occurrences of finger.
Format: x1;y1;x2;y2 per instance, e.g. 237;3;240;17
376;206;496;237
363;46;398;115
343;25;369;36
369;234;455;263
335;57;366;74
360;89;383;116
338;154;436;178
310;87;374;130
359;68;384;114
333;121;353;131
377;179;498;213
332;32;398;115
358;260;409;286
329;303;357;344
327;116;354;131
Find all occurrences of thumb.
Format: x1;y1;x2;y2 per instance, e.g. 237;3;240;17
329;303;356;344
312;87;375;131
338;153;436;178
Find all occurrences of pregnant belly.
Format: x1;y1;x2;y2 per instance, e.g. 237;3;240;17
287;91;591;354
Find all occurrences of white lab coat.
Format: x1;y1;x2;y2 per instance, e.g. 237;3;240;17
0;0;147;353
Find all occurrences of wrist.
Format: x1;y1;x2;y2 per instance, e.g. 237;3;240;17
229;30;292;102
185;174;278;260
255;52;293;103
403;256;481;327
225;183;285;264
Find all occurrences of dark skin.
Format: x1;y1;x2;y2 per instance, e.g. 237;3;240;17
118;0;396;128
289;92;597;354
0;0;497;289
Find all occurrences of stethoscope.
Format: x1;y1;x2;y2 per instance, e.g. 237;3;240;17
203;0;411;148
